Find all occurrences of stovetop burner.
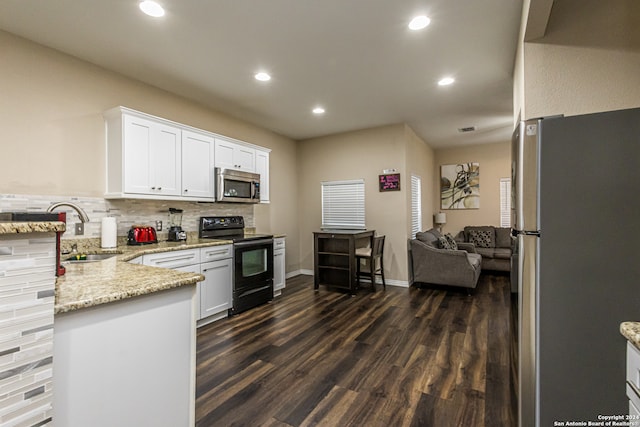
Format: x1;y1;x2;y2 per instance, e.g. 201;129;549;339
199;216;273;242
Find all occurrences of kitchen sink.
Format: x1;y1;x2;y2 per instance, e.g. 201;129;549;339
63;253;117;263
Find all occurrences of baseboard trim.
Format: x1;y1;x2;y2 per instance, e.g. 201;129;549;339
285;270;409;288
286;269;313;278
357;278;409;288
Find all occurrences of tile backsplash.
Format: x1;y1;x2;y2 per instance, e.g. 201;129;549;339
0;194;253;240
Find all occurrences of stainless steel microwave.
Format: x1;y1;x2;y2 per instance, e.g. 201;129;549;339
215;167;261;203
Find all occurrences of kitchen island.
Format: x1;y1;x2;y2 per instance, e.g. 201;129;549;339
620;322;640;419
52;237;236;427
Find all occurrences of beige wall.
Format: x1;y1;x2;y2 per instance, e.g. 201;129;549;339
0;30;300;272
524;44;640;119
405;125;436;233
433;141;511;236
516;0;640;120
297;124;420;283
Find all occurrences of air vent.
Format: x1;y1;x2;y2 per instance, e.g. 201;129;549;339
458;126;477;133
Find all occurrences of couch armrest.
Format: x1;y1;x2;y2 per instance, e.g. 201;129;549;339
409;239;480;287
457;242;476;253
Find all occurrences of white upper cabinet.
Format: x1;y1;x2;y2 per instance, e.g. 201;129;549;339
181;130;215;199
149;121;182;196
105;106;268;202
255;149;270;203
121;114;181;197
214;139;255;172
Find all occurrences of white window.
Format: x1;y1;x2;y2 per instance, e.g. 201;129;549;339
321;179;365;229
411;174;422;238
500;177;511;227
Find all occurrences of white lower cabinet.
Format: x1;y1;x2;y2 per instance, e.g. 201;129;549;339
136;246;233;326
273;237;285;295
199;258;233;322
198;245;233;326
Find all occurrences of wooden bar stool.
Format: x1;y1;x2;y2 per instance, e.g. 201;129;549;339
356;235;386;291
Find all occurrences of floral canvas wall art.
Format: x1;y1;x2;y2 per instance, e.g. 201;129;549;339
440;163;480;209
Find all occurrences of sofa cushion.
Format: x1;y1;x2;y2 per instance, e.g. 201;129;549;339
464;226;495;247
469;229;493;248
495;227;512;248
493;248;512;260
475;247;495;258
416;229;441;247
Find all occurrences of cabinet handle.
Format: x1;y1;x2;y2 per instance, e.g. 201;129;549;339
158;187;162;190
151;186;156;190
184;189;188;192
203;265;225;273
205;250;228;256
154;255;195;264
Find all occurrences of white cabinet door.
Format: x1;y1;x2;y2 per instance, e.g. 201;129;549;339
151;122;181;196
214;139;236;170
273;238;285;293
182;130;215;199
255;149;270;203
122;114;181;196
215;139;255;172
123;114;153;194
235;145;256;171
200;258;232;319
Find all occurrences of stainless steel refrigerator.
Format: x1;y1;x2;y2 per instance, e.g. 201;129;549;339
512;107;640;426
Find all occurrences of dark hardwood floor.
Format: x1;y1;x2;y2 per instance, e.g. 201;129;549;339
196;273;516;427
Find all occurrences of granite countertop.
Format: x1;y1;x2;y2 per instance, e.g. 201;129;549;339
0;221;66;234
55;236;234;314
1;220;284;314
621;322;640;349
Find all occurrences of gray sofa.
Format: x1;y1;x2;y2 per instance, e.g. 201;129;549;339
455;226;513;272
408;228;482;290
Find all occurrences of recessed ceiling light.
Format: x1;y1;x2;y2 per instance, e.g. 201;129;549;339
409;15;431;30
254;72;271;82
139;1;165;17
312;107;325;115
438;77;455;86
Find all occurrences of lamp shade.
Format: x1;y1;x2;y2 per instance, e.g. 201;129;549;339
435;212;447;224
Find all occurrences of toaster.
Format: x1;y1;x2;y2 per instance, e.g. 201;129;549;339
127;225;158;245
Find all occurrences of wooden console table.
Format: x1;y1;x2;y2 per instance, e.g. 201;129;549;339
313;229;375;294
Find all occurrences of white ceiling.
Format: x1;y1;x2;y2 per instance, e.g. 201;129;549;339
0;0;524;148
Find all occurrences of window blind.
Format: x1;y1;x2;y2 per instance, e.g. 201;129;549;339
500;177;511;227
411;174;422;238
321;179;365;229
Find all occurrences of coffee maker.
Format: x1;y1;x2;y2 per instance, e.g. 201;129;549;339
167;208;187;242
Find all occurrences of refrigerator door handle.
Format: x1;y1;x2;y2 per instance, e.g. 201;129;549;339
512;229;541;237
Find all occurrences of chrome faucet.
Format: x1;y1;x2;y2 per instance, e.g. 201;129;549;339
46;202;90;222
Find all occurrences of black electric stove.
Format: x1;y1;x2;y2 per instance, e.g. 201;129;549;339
199;216;274;315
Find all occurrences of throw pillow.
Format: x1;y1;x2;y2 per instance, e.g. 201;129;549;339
444;233;458;250
469;229;493;248
437;236;452;249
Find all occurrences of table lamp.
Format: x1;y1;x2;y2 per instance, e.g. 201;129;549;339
435;212;447;232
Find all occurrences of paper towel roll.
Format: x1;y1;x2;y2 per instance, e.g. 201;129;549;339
101;217;117;249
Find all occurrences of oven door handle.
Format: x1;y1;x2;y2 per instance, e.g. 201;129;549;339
233;238;273;248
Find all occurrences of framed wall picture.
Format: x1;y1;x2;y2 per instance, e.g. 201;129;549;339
379;173;400;192
440;163;479;209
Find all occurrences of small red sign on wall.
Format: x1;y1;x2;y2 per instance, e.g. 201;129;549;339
379;174;400;192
